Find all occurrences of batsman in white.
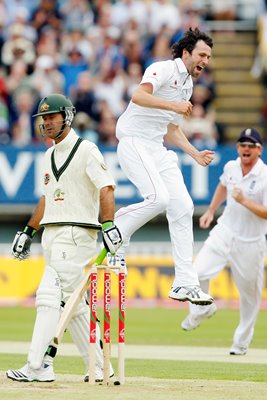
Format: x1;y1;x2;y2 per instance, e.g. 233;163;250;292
110;28;214;304
181;128;267;355
6;94;122;382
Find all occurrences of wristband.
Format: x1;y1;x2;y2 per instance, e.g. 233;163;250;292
23;225;37;238
102;221;113;230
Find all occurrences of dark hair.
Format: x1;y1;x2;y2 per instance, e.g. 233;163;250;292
171;27;213;59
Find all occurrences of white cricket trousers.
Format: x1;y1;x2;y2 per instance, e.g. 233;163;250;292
190;224;265;349
115;136;199;286
28;225;98;369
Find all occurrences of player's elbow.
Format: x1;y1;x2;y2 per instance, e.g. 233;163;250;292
131;92;141;105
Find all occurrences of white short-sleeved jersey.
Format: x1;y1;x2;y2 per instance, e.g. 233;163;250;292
116;58;193;143
217;157;267;240
40;129;115;228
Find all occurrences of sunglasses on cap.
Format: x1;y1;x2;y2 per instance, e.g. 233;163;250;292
238;141;262;148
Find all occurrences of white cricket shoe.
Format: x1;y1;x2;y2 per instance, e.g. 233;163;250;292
107;253;127;275
169;285;213;305
181;303;217;331
229;345;247;355
84;363;114;383
6;363;55;382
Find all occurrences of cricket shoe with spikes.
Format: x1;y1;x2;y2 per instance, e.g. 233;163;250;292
229;345;247;355
181;303;217;331
169;285;213;305
107;253;127;276
6;363;55;382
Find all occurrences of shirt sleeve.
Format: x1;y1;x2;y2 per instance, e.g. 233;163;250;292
141;61;170;93
86;145;116;190
261;174;267;206
219;161;233;186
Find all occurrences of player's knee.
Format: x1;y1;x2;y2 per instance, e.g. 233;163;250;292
150;190;169;213
168;200;194;223
72;298;88;318
36;287;61;310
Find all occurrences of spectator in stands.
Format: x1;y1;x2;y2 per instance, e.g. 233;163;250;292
5;59;29;95
180;103;218;149
0;0;218;148
94;56;127;118
124;61;143;102
196;0;237;22
93;25;123;74
59;46;88;96
110;0;148;35
1;23;36;73
0;0;8;29
60;24;94;65
72;111;99;143
148;0;182;35
5;1;38;27
70;70;100;122
6;4;37;43
196;67;216;107
97;101;118;146
93;1;112;30
191;82;215;113
35;26;59;59
143;25;172;69
59;0;94;32
29;0;63;38
0;75;10;144
28;54;65;98
9;87;39;146
208;0;237;21
121;29;145;72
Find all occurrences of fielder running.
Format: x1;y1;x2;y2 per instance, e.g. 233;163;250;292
111;28;214;304
181;128;267;355
6;94;122;382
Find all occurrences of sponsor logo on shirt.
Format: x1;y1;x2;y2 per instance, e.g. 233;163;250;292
44;173;50;185
54;188;65;201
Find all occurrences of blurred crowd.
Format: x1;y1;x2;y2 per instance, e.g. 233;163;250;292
0;0;247;149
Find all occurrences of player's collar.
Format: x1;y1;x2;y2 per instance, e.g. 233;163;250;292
174;58;188;74
174;58;193;88
238;156;264;176
55;129;78;151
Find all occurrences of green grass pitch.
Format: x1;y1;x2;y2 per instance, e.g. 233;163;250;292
1;305;267;382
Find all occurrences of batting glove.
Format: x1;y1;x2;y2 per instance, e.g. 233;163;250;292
102;221;122;255
12;226;37;261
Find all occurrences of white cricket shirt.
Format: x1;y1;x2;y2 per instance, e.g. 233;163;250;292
116;58;193;143
40;129;115;228
218;157;267;239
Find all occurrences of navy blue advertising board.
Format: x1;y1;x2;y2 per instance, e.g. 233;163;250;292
0;145;266;206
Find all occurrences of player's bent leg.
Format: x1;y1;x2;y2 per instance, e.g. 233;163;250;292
67;300;114;382
181;303;217;331
166;188;212;304
28;266;61;370
6;266;61;382
7;266;61;382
